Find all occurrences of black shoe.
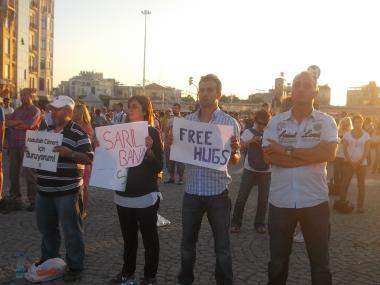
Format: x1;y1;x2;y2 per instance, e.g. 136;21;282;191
63;269;82;282
176;180;184;185
255;225;266;234
13;200;23;211
26;203;35;212
164;179;175;184
140;277;157;285
0;198;9;210
0;199;22;214
109;272;136;285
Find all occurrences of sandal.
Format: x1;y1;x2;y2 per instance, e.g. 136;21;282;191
230;226;241;233
255;225;266;234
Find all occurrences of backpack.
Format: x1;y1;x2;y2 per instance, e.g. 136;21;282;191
247;128;269;171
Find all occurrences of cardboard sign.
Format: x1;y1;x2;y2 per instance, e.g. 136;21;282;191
23;131;63;172
90;121;148;191
170;117;233;171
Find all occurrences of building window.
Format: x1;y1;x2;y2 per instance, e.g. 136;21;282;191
30;77;35;88
24;69;27;79
4;64;9;79
41;39;46;50
40;58;46;69
39;78;45;91
42;16;47;29
4;37;10;55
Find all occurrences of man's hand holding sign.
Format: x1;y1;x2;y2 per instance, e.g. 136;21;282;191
169;117;239;171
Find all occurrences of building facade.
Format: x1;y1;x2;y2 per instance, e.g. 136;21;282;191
0;0;17;94
0;0;54;102
347;81;380;106
316;84;331;106
58;71;117;100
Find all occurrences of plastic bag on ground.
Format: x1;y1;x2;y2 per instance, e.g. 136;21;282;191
157;214;171;227
24;258;67;283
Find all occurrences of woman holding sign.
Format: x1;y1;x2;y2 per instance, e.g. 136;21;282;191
108;96;163;285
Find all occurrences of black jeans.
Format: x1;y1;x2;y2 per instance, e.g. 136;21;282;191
268;202;331;285
333;157;344;193
117;200;159;278
231;169;270;228
339;163;367;209
178;190;233;285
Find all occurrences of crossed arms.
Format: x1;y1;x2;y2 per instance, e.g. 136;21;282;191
263;139;338;168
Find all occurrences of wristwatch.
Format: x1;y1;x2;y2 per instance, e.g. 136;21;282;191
285;146;294;157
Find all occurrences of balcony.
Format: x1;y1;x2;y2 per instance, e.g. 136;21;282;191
29;45;37;52
8;0;16;11
29;22;38;31
29;66;38;73
30;1;38;10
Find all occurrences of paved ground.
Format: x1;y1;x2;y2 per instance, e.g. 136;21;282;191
1;158;380;285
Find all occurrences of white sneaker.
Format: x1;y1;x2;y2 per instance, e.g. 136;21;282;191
293;231;304;243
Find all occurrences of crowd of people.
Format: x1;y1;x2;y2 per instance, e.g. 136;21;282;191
0;70;379;285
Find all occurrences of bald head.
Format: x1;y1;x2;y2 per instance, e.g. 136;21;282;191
293;71;318;91
291;71;319;106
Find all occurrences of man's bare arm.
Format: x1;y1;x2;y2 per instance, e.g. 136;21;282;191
263;152;308;168
291;142;338;163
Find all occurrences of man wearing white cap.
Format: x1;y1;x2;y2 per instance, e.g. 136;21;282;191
35;96;94;282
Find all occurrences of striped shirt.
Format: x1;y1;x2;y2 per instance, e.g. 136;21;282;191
37;121;94;195
184;108;240;196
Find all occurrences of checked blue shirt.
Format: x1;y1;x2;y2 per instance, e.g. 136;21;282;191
184;108;240;196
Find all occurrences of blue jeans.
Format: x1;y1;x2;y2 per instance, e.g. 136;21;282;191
178;190;233;285
36;191;84;270
231;169;270;227
268;202;331;285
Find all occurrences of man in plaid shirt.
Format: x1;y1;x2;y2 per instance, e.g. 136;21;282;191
4;88;41;212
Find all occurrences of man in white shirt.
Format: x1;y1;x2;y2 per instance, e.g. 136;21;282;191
263;71;338;285
112;103;127;124
2;97;14;115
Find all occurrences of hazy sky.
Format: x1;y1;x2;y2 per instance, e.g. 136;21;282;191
54;0;380;105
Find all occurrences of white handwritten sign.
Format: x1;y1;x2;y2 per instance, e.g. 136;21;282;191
90;121;148;191
170;118;233;171
23;130;63;172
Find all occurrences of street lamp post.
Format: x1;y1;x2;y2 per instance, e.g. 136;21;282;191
141;9;151;94
188;76;199;102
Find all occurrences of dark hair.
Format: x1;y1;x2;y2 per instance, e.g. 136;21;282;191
1;89;10;96
128;95;154;126
262;102;269;108
173;103;181;110
254;110;271;122
20;88;36;96
352;114;364;122
199;74;222;93
95;109;101;115
117;102;124;108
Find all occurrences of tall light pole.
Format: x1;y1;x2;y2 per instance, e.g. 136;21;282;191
141;9;151;94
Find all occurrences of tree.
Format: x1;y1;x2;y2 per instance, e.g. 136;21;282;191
99;95;110;107
181;95;195;103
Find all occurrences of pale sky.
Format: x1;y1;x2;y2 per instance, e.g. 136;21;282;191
54;0;380;106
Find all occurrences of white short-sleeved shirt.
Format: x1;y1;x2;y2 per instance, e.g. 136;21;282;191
343;131;370;166
262;109;338;209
